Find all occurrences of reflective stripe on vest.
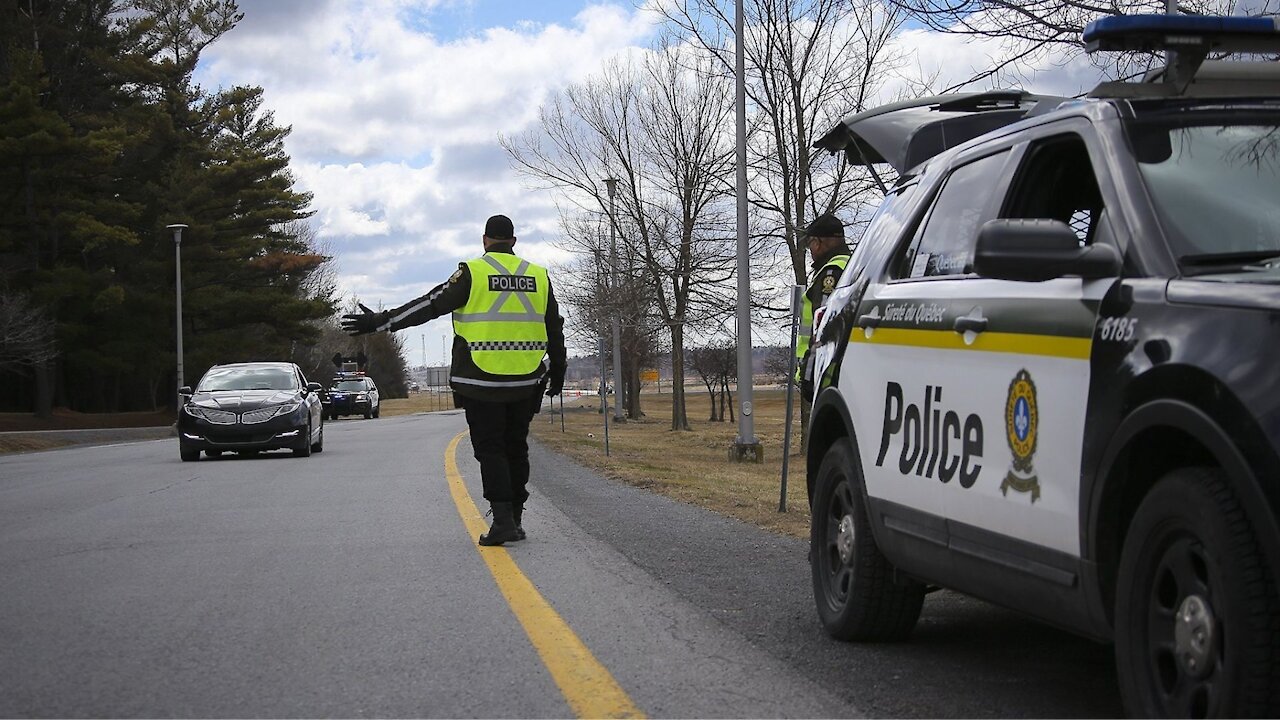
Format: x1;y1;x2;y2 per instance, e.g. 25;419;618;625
453;253;550;378
797;254;850;362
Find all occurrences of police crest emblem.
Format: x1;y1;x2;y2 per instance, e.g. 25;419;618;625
1002;369;1041;502
822;275;836;292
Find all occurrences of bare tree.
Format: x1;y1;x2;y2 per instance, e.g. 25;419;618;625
655;0;906;304
688;343;738;422
884;0;1280;90
0;290;58;373
503;45;743;431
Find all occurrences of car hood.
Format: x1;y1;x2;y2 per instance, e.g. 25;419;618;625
190;390;299;411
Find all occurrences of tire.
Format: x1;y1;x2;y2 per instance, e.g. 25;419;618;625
363;408;372;420
372;404;379;419
205;449;222;458
180;445;200;462
312;423;324;453
1115;467;1280;718
293;422;312;457
810;437;924;641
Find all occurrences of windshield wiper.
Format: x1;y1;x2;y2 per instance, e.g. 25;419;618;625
1179;251;1280;267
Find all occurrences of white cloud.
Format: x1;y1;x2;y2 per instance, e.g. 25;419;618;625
197;0;659;321
196;1;1100;357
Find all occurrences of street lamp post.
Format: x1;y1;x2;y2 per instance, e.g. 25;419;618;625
604;177;624;424
167;224;188;403
730;0;762;462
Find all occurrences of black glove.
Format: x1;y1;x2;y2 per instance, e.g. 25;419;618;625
546;375;564;397
341;303;389;336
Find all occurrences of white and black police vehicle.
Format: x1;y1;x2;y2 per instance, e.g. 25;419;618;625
806;15;1280;717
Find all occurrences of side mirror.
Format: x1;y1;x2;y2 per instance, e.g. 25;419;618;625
307;382;322;394
178;386;193;397
973;219;1121;282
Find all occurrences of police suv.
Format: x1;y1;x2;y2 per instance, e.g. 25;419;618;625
806;15;1280;717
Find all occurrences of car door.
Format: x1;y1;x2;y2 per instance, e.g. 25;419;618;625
845;148;1015;535
939;122;1120;560
849;120;1118;564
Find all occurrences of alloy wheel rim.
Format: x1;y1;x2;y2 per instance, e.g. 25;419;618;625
1144;534;1221;718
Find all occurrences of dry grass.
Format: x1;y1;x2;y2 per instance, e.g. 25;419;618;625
382;387;811;538
534;387;811;539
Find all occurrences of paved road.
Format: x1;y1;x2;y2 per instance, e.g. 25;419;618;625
0;412;1122;717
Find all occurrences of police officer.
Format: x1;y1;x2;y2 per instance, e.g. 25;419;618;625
341;214;567;546
796;213;851;397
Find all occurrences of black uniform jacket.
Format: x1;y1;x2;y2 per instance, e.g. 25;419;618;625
806;243;852;316
377;245;567;402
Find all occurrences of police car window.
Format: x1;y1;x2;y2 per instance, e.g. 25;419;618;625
1130;117;1280;262
1002;133;1104;245
895;151;1008;279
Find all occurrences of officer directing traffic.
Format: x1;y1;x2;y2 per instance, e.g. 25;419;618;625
796;213;851;396
342;214;567;546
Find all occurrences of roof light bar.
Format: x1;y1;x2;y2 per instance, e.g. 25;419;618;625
1084;14;1280;55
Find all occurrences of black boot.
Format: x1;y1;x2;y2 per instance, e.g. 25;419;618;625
479;502;521;546
513;503;526;541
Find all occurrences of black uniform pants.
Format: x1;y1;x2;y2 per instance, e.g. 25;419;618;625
461;392;540;506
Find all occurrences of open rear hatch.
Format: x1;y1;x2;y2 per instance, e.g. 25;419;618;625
814;90;1068;175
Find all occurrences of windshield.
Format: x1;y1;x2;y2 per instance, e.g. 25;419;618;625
334;380;366;391
1131;113;1280;265
198;366;298;392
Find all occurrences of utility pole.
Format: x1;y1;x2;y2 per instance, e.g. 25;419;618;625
167;224;188;402
605;177;624;423
730;0;761;463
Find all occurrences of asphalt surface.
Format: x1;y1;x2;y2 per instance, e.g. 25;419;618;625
0;411;1123;717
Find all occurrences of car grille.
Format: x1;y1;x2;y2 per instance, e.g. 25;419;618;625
196;408;238;424
240;407;283;424
207;433;276;444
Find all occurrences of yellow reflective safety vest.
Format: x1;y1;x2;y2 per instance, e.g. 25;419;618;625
796;253;850;370
452;253;550;384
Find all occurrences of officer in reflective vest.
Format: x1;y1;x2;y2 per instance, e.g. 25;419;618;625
342;214;567;546
796;214;850;397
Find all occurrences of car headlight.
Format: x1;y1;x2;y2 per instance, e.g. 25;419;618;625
356;393;367;400
184;405;237;424
240;403;301;424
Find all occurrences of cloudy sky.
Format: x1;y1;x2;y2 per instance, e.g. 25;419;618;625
195;0;1100;363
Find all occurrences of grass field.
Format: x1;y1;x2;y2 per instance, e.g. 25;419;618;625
382;386;812;539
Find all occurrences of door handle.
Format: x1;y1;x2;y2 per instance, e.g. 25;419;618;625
857;314;880;329
953;315;988;334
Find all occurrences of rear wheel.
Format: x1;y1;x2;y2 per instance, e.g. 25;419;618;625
811;437;924;640
1115;467;1280;718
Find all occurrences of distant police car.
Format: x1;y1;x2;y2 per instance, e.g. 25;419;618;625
323;372;380;420
806;15;1280;717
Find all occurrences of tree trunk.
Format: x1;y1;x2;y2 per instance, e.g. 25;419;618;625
627;364;644;419
34;360;53;419
704;377;717;421
669;325;689;431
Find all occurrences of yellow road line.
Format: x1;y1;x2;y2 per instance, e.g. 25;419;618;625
444;432;645;720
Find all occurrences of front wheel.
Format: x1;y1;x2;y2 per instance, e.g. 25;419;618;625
180;445;200;462
811;437;923;641
1115;467;1280;718
293;422;313;457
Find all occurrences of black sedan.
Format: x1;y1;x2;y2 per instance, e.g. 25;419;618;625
178;362;325;461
